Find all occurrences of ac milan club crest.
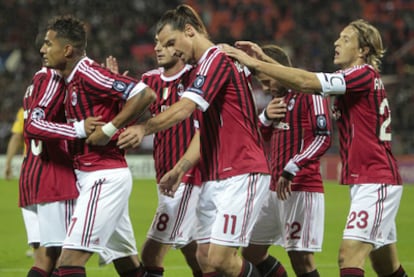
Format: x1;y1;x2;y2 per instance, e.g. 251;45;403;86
71;87;78;106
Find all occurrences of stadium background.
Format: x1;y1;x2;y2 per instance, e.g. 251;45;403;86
0;0;413;155
0;1;413;276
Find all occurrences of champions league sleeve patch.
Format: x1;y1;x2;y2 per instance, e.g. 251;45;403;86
193;75;205;88
113;80;136;100
112;80;128;92
315;114;330;135
31;107;46;120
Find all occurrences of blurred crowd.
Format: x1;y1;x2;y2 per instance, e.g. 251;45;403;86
1;0;413;154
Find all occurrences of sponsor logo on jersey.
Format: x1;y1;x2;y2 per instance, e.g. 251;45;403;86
113;80;127;92
31;107;45;120
275;121;290;130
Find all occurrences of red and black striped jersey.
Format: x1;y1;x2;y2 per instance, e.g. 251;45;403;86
31;57;143;171
260;92;332;193
19;67;78;207
141;65;201;184
182;46;269;181
332;64;402;185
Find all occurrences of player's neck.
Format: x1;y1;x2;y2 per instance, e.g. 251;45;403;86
194;37;214;62
62;55;84;78
163;63;185;77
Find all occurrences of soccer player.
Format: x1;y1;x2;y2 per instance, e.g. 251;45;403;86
20;65;79;277
243;44;332;277
39;15;156;277
4;107;24;180
128;4;271;277
222;19;408;277
116;36;202;277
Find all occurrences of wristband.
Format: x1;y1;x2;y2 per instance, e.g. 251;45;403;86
281;170;295;181
259;110;273;126
101;122;118;138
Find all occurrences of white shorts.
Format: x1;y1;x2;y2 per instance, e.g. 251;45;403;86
64;168;137;260
22;206;40;246
38;200;76;247
195;173;270;247
147;183;201;248
22;200;75;247
250;191;324;252
343;184;402;249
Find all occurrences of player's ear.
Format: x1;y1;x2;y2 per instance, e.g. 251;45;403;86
63;44;74;58
359;46;369;58
184;24;195;37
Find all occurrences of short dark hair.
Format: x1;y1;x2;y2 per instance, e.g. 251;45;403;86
261;45;292;67
47;15;87;51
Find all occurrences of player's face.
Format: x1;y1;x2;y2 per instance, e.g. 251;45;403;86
333;25;361;69
154;35;180;68
158;24;194;64
256;71;284;97
40;30;67;70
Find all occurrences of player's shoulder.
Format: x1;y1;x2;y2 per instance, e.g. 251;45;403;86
341;64;375;77
143;68;163;77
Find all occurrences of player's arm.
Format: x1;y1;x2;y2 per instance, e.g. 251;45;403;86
221;42;346;94
278;95;332;200
159;130;200;197
86;86;156;145
144;98;197;136
4;132;23;180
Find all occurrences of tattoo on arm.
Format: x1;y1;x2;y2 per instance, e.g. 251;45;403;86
179;159;193;173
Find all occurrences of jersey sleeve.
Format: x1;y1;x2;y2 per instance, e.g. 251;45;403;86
25;70;79;141
288;94;332;172
257;110;273;142
80;63;140;102
182;51;231;112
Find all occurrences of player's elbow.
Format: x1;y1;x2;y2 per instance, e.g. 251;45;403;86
176;100;196;121
141;87;157;105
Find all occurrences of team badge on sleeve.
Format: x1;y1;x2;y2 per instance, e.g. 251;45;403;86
194;75;205;88
113;80;127;92
31;107;45;120
316;115;327;129
315;114;329;135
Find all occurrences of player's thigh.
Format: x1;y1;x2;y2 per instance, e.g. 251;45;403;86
38;200;75;247
343;184;402;247
21;206;40;245
283;191;324;252
147;183;201;247
65;168;133;253
248;191;283;245
210;173;270;247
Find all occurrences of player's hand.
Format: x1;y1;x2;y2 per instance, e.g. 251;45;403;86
103;56;129;76
266;97;287;120
276;176;292;200
159;168;182;198
219;44;257;69
84;116;105;136
85;126;111;146
4;165;12;180
234;41;265;60
117;125;145;149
